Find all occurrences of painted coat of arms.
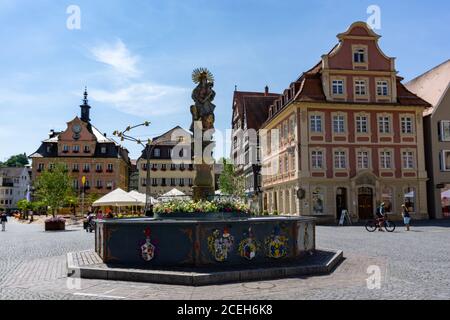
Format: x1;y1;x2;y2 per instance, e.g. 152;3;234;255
207;228;234;262
141;227;156;261
265;225;289;259
238;227;260;260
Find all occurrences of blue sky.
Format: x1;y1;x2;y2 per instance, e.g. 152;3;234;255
0;0;449;162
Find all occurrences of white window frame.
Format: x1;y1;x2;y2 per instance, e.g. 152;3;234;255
310;115;323;133
355;80;367;96
332;80;344;95
356;116;369;134
378;116;391;134
377;80;389;96
357;151;370;170
401;116;414;134
380;151;392;169
440;121;450;142
354;48;365;63
442;150;450;171
402;151;415;169
311;150;324;170
334;151;347;169
333;115;345;133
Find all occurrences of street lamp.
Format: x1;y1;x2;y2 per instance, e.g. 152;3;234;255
113;122;153;212
113;122;171;213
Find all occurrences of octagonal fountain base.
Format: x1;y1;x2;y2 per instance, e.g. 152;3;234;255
66;215;343;285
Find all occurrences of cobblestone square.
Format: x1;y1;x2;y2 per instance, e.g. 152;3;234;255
1;218;449;300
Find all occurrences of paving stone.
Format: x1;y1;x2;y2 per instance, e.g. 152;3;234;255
1;219;450;299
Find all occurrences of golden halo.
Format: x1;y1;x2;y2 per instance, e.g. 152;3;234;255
192;68;214;84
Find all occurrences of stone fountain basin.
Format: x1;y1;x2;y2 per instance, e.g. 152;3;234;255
95;215;316;268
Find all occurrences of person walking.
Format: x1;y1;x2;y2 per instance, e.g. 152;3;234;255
1;211;8;232
402;204;411;231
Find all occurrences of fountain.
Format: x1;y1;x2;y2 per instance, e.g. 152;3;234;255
70;69;342;285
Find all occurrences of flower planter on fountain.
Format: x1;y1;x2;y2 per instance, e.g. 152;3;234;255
45;217;66;231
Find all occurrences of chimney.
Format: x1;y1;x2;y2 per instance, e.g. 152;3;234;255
264;85;269;96
48;129;55;138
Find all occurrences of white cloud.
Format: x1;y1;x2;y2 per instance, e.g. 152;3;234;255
91;39;140;78
90;83;189;116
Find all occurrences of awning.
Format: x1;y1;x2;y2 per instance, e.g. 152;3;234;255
92;188;144;207
128;190;158;204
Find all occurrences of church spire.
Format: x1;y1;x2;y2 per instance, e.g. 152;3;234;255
83;86;88;105
80;86;91;123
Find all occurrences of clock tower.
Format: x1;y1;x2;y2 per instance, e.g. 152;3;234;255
80;87;91;123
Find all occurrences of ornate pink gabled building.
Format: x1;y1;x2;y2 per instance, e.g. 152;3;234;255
30;90;130;195
260;22;430;222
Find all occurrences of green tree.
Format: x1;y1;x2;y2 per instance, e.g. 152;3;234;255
35;163;74;217
2;153;29;167
218;158;245;198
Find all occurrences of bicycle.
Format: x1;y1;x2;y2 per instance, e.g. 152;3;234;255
365;216;396;232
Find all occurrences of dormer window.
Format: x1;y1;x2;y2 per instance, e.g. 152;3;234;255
154;148;160;157
101;147;107;154
354;49;365;63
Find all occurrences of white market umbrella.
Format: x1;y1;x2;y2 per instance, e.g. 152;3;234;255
159;188;189;202
441;189;450;199
92;188;142;207
128;190;158;205
162;188;186;197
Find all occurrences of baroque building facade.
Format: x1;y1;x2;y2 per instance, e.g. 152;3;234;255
260;22;430;222
137;126;207;197
30;90;130;196
406;60;450;219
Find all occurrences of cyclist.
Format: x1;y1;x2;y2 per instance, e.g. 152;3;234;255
375;202;386;231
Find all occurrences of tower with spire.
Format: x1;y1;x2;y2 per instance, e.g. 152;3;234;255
80;87;91;123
